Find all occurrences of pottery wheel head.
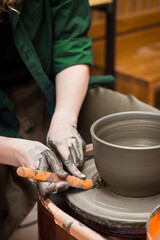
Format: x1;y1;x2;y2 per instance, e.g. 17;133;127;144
65;159;160;232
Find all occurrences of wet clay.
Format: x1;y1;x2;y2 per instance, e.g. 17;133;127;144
65;159;160;231
90;111;160;197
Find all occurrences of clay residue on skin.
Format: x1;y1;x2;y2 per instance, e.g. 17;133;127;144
64;156;86;179
47;136;86;179
38;149;68;195
41;149;67;176
28;145;46;163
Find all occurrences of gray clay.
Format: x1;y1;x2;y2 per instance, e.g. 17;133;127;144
90;111;160;197
65;159;160;228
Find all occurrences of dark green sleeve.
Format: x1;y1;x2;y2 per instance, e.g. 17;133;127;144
51;0;93;75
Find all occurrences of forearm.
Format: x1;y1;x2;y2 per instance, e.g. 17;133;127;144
52;64;89;125
47;64;88;178
0;136;18;166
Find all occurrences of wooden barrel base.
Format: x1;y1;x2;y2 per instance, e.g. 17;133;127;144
38;195;77;240
38;192;146;240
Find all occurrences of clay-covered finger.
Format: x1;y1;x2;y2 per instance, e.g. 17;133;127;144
62;154;86;179
76;138;86;168
71;137;81;161
47;136;86;178
38;153;48;172
68;136;84;168
51;144;86;179
38;181;69;196
69;143;79;167
43;149;68;179
73;130;86;168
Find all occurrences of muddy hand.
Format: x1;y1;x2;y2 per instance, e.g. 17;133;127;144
38;149;69;195
47;125;86;179
11;139;69;195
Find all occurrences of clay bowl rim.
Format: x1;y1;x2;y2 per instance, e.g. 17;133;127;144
90;111;160;151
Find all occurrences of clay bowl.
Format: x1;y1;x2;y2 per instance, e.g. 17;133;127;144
90;111;160;197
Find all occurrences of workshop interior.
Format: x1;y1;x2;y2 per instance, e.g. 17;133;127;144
2;0;160;240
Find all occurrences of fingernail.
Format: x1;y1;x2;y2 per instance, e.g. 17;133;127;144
78;172;86;179
61;172;68;178
56;170;68;179
63;172;68;177
60;185;69;192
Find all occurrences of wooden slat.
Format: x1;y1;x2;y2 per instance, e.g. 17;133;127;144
136;0;142;11
89;8;160;38
89;0;112;7
122;0;129;14
157;0;160;7
89;0;160;95
146;0;152;9
141;0;147;9
116;26;160;62
90;26;160;69
117;8;160;34
151;0;157;8
131;0;138;13
116;0;123;15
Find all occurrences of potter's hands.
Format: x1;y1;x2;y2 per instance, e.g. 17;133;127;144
14;139;69;195
47;121;86;179
47;64;89;180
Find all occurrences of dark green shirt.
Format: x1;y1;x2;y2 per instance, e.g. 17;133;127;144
0;0;93;137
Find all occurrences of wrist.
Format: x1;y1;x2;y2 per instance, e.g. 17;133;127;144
0;136;20;167
51;110;78;127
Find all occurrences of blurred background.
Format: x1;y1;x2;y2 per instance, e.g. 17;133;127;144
89;0;160;108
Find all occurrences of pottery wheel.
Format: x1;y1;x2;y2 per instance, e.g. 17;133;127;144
65;159;160;231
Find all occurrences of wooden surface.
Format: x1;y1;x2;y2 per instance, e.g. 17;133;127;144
89;8;160;37
89;0;160;106
38;194;122;240
89;0;113;7
117;8;160;34
115;26;160;106
38;197;77;240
